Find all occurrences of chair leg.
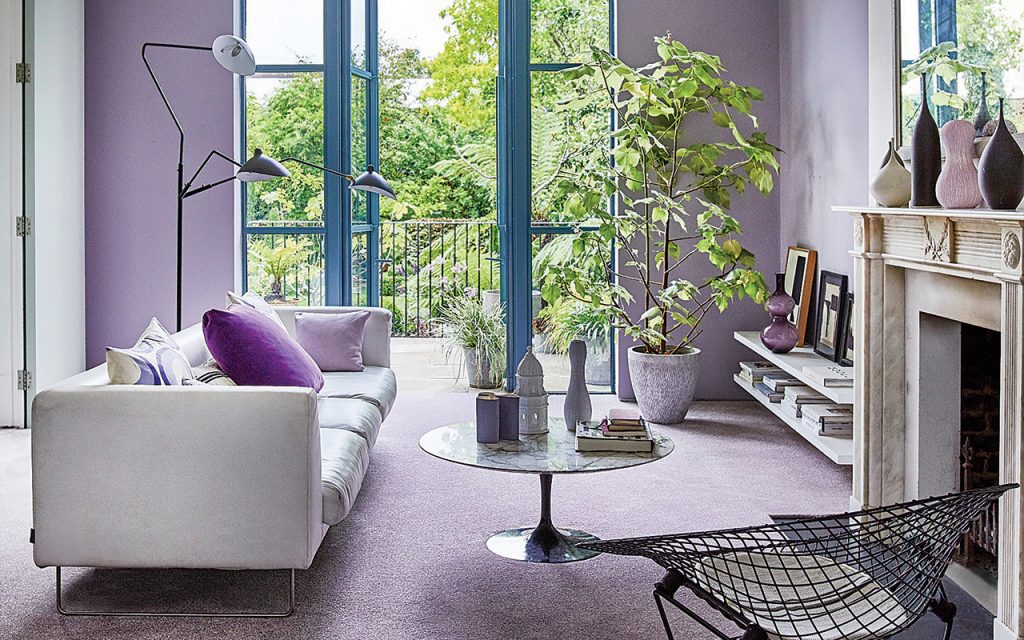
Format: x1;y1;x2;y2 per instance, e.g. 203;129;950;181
741;627;769;640
929;593;957;640
653;591;676;640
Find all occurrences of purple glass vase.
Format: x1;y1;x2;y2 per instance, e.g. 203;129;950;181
760;274;799;354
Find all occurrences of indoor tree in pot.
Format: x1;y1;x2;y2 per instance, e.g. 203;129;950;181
435;295;506;390
544;34;780;423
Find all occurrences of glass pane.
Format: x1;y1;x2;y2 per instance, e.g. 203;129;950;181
379;220;500;337
532;230;613;393
898;0;1024;143
246;0;323;65
245;73;325;226
531;0;609;64
352;231;369;306
531;70;611;223
246;233;326;306
351;0;367;69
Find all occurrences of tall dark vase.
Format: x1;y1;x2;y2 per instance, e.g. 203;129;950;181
973;72;991;137
910;74;942;208
978;98;1024;210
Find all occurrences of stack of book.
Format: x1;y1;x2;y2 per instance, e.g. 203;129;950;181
754;371;803;403
780;386;828;418
575;408;654;453
737;361;782;386
801;365;854;388
801;403;854;438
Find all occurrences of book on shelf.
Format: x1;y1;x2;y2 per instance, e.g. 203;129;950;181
762;372;803;392
808;418;853;438
738;361;783;384
801;364;854;388
782;386;829;405
576;422;654;453
781;396;803;418
754;382;783;403
801;403;854;425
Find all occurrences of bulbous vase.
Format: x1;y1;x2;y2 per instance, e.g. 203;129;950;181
936;120;982;209
760;274;799;354
910;75;942;208
978;99;1024;210
870;138;911;207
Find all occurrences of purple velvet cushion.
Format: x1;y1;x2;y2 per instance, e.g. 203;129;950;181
294;311;370;372
203;304;325;391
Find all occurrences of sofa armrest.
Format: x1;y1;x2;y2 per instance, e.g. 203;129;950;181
273;306;392;368
31;385;323;571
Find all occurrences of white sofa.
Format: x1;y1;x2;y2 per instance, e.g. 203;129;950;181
31;306;395;582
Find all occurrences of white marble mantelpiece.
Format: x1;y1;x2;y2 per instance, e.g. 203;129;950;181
834;204;1024;640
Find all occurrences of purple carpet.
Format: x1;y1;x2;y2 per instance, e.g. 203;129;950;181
0;394;985;639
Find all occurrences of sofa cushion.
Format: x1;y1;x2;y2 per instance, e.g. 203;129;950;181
203;304;325;391
318;366;397;419
295;310;370;372
226;291;289;332
318;398;384;447
105;318;195;386
320;428;370;526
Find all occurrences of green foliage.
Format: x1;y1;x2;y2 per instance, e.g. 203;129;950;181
542;300;611;354
540;34;780;355
902;42;988;111
249;237;314;298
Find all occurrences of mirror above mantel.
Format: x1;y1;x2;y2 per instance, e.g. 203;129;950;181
895;0;1024;158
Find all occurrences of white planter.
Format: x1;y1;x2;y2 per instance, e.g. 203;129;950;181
627;346;701;424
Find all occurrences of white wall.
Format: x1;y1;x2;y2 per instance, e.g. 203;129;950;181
28;0;86;394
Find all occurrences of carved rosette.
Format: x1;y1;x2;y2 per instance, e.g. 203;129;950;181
854;219;865;250
1004;231;1022;270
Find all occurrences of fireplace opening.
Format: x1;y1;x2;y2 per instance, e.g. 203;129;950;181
956;323;1001;578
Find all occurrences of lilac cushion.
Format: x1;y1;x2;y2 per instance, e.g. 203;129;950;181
295;311;370;372
203;304;324;391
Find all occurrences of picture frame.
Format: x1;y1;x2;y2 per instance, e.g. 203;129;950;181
837;292;855;367
813;271;848;361
783;246;817;346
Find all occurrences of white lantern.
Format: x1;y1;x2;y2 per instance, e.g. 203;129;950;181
515;347;548;434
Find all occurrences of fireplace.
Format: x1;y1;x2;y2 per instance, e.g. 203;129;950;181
836;205;1024;640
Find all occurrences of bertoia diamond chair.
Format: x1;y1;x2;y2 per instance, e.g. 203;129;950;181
580;484;1016;640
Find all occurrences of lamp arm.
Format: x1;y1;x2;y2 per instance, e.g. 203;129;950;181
141;42;214;165
181;176;237;200
280;157;355;182
181;149;243;197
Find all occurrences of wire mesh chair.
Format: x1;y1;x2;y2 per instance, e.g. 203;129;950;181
579;484;1016;640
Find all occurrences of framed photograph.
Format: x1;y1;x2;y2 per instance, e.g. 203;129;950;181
783;246;817;346
813;271;848;361
837;292;855;367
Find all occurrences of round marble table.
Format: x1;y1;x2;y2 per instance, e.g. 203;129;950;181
418;418;674;563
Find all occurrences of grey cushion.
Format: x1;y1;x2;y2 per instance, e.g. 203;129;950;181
320;428;370;526
318;398;384;447
319;366;397;419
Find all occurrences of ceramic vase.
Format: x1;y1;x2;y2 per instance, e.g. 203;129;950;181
910;75;942;208
496;392;520;441
760;274;799;354
563;339;592;431
978;99;1024;210
870;138;912;207
475;392;500;443
973;72;991;137
936;120;983;209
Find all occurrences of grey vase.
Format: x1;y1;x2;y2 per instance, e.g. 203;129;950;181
978;99;1024;210
910;74;942;208
563;339;592;431
870;139;911;207
973;72;991;137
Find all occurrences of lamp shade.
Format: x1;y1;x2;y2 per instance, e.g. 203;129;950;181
352;165;398;200
212;35;256;76
236;149;290;182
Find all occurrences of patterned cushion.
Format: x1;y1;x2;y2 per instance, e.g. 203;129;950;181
190;360;237;386
226;291;288;332
105;318;195;385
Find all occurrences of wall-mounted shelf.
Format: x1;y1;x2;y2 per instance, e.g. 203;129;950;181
733;331;854;466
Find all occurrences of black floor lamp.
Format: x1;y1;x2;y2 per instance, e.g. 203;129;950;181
144;36;397;331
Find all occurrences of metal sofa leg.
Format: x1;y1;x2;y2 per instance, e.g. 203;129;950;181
55;567;296;618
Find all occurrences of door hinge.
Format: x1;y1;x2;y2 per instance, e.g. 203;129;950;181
16;216;31;237
15;62;30;84
17;370;32;391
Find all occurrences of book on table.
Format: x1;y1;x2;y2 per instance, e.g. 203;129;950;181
606;408;645;432
576;422;654;453
801;364;854;388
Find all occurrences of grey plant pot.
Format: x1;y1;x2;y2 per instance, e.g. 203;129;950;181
627;346;701;424
465;347;502;389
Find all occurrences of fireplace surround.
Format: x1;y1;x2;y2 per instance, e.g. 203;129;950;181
835;205;1024;640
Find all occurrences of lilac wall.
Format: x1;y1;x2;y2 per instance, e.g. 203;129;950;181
779;1;870;280
615;0;782;400
85;0;234;365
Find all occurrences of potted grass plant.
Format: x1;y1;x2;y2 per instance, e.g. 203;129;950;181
543;34;780;423
435;296;506;389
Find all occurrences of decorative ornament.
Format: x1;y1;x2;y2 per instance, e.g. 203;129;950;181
936;120;982;209
563;339;592;431
978;99;1024;210
910;74;942;208
515;347;549;434
1004;233;1021;270
973;72;992;137
870;138;911;207
760;273;799;354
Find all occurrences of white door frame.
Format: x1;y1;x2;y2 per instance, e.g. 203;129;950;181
0;0;25;428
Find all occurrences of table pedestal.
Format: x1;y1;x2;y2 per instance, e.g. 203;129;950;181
485;473;599;563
